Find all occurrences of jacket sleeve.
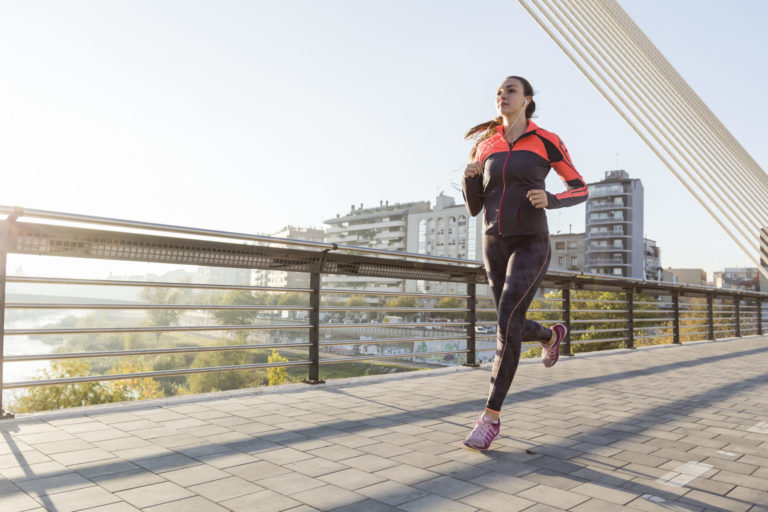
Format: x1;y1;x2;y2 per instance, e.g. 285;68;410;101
545;136;589;209
462;159;484;216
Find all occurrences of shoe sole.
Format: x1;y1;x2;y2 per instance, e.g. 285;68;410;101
462;442;488;452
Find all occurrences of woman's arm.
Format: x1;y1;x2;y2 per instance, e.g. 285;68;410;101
545;136;588;209
462;161;484;216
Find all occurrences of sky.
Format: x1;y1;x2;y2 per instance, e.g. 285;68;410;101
1;0;767;280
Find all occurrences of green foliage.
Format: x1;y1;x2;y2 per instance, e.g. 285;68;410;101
186;349;262;393
344;295;368;307
385;296;417;308
12;359;164;413
140;287;181;340
436;296;465;319
267;350;289;385
212;290;262;326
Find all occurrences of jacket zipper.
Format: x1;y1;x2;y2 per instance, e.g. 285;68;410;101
497;139;514;235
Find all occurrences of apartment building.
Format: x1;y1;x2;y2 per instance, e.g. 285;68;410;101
251;226;325;289
584;170;645;279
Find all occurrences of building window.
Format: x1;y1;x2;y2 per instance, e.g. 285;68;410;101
468;218;477;260
418;219;426;254
555;242;566;250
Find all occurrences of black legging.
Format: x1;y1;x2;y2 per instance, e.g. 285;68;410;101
483;233;552;412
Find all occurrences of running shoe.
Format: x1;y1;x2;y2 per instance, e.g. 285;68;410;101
463;414;500;451
542;323;567;368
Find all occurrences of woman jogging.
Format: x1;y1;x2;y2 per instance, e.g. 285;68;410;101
462;76;588;451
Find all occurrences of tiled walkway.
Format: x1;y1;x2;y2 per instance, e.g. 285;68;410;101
2;337;768;511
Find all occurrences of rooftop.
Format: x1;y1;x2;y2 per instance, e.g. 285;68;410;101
2;337;767;511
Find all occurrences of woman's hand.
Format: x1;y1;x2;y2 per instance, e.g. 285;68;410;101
464;161;483;178
526;189;548;208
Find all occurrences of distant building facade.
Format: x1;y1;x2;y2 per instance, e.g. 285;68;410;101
324;200;430;291
666;268;707;286
251;226;325;289
714;267;760;292
549;233;586;272
405;193;484;294
196;266;251;286
584;170;644;279
644;238;662;281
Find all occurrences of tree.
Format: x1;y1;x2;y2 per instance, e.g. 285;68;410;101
267;350;289;385
12;359;164;413
140;287;181;341
436;297;465;319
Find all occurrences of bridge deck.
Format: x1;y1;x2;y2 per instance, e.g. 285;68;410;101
2;338;767;512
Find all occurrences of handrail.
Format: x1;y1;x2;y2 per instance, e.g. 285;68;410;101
1;206;766;418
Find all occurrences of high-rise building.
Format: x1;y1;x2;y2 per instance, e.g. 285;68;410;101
644;238;662;281
251;226;325;289
549;233;585;272
584;170;644;278
405;192;484;294
324;200;430;291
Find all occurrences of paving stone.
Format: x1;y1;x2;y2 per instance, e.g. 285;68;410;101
569;481;638;505
459;488;536;511
317;467;385;490
188;475;264;502
356;480;428;506
159;464;230;487
225;460;291;482
36;485;120;512
142;495;229;512
517;483;590;509
398;493;478;512
90;468;166;492
288;484;360;510
15;472;93;497
256;471;327;494
0;491;44;512
115;481;194;508
414;475;483;499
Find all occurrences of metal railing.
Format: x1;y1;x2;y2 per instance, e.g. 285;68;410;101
2;206;767;419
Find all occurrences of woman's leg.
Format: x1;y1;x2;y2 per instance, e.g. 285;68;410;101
485;234;551;413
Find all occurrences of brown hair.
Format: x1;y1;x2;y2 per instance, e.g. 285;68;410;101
465;76;536;160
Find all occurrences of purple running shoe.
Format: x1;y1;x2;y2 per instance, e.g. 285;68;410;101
463;414;500;451
542;323;567;368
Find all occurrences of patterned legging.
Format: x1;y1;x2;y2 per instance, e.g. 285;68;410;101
483;233;552;412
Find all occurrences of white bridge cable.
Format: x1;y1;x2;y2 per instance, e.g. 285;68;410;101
524;0;767;261
604;1;768;192
545;0;768;242
575;0;768;221
600;0;768;195
518;0;768;281
570;0;768;253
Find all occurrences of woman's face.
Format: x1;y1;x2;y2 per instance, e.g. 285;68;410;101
496;78;529;117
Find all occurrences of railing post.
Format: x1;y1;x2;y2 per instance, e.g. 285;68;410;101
672;292;680;344
563;286;572;356
0;220;14;419
464;282;479;367
303;269;325;385
735;296;741;338
707;294;715;341
758;300;763;336
626;289;634;349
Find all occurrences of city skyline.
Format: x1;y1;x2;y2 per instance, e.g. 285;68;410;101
2;0;767;281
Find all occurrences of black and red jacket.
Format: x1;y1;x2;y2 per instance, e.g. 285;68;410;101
462;120;588;236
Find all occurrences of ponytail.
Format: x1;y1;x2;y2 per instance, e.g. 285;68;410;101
464;116;503;161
